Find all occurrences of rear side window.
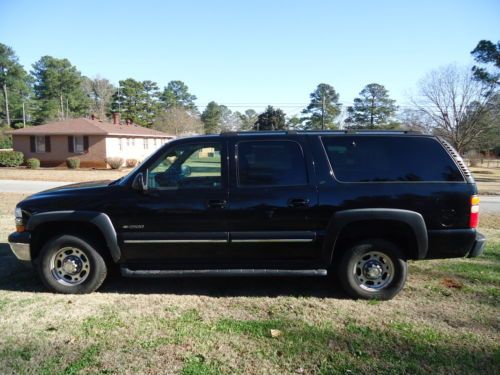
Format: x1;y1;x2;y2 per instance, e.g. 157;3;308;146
237;140;308;186
321;136;463;182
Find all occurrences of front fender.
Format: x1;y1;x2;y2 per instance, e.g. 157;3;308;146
26;211;121;262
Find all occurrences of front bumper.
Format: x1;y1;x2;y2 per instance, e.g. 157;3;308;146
7;231;31;261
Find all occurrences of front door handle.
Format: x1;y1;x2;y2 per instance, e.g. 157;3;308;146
288;198;310;208
207;199;227;209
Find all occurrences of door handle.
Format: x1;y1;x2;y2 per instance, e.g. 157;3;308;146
207;199;227;209
288;198;310;208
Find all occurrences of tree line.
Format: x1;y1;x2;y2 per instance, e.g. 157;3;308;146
0;40;498;154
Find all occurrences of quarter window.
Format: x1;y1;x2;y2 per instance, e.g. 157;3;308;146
321;136;464;182
237;141;308;186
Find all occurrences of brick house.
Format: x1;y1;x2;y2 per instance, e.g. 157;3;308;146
9;115;174;168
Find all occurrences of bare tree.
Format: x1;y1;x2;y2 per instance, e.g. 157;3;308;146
413;65;496;154
153;107;203;136
83;76;115;120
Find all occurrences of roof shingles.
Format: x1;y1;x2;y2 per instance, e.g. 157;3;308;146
9;118;173;138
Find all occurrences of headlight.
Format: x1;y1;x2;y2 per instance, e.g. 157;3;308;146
15;207;23;226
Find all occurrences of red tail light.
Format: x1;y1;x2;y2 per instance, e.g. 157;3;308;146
470;195;479;228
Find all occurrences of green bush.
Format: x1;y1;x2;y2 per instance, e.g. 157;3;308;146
0;151;24;167
26;158;40;169
66;157;80;169
106;157;124;169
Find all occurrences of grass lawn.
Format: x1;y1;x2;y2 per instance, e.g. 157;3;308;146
0;193;498;374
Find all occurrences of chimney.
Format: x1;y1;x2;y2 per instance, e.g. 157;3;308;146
112;112;120;125
91;114;95;121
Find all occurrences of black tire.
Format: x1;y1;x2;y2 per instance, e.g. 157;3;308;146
36;234;107;294
337;239;407;300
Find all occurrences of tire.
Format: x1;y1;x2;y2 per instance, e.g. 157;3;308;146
337;239;407;300
36;234;107;294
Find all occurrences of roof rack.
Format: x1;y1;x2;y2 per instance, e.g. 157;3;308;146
220;129;421;136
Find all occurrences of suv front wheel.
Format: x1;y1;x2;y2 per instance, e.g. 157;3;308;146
37;234;107;294
338;239;408;300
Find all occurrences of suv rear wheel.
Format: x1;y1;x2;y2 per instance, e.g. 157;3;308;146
338;239;407;300
36;234;107;294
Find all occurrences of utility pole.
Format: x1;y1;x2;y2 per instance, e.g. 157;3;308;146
321;95;325;130
3;83;10;126
22;101;26;127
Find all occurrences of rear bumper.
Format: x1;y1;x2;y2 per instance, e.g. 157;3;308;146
426;229;486;259
7;231;31;261
467;232;486;258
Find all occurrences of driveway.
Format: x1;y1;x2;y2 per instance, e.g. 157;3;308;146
0;179;73;194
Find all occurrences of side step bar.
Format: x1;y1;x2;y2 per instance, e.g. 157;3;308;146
121;267;327;278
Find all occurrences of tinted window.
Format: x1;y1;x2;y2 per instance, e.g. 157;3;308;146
148;143;221;189
322;136;463;182
237;141;308;186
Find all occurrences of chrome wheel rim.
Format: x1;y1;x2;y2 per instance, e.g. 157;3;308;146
50;247;90;286
353;251;394;292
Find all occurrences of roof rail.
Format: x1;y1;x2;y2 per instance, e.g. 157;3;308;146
220;129;421;136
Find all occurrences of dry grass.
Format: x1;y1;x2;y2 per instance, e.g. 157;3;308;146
0;193;498;374
0;167;129;182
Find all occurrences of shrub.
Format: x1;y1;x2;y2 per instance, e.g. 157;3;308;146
126;158;138;168
106;157;124;169
66;157;80;169
26;158;40;169
0;151;24;167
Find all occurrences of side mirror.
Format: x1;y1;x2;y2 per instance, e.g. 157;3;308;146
181;165;192;177
132;172;148;191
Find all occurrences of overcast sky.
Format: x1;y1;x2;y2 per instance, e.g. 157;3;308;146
1;0;499;114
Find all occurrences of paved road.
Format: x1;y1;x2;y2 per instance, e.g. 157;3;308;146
0;179;73;194
1;179;500;213
480;196;500;213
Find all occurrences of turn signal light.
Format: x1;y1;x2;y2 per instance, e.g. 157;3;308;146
16;225;25;233
470;195;479;228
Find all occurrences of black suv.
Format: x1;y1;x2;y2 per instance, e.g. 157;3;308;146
8;131;486;299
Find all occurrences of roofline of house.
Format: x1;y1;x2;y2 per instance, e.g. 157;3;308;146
7;131;174;138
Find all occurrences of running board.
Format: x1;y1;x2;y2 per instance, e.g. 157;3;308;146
120;267;327;278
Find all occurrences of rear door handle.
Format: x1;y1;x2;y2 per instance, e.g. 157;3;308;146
288;198;310;208
207;199;227;209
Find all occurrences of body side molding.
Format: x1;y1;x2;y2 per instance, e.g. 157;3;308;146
324;208;428;261
27;210;121;262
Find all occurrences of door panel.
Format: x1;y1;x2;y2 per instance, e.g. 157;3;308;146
227;137;321;266
114;141;230;265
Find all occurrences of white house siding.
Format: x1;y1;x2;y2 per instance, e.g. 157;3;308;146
105;136;170;164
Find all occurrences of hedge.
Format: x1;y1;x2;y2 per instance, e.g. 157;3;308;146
0;151;24;167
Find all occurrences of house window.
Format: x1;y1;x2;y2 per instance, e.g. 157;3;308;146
131;138;135;146
74;136;84;153
35;136;46;153
143;138;148;149
126;138;130;147
153;138;157;146
119;138;123;151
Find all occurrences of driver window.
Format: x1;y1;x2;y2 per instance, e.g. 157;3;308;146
147;143;222;190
